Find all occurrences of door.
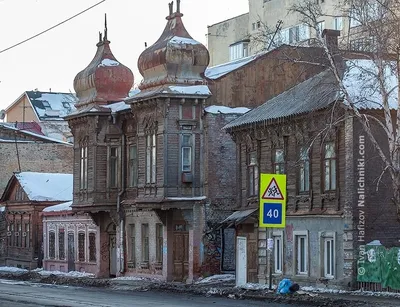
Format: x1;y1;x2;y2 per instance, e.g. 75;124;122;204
173;223;189;281
67;233;75;272
109;234;117;277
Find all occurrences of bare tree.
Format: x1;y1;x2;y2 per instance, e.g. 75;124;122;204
287;0;400;212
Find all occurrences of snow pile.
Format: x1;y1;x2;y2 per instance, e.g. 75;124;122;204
43;201;72;212
239;283;273;290
15;172;73;202
301;286;350;294
33;268;94;278
0;266;28;273
196;274;235;284
104;101;130;113
205;105;250;115
98;59;120;67
113;276;149;281
352;289;400;298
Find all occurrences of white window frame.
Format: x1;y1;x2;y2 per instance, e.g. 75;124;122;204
294;230;309;275
229;42;249;61
181;134;192;172
273;230;283;274
334;17;343;31
320;231;336;279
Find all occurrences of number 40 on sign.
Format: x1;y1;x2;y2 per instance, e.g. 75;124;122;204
259;174;286;228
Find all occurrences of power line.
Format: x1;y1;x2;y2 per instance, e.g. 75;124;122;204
0;0;106;55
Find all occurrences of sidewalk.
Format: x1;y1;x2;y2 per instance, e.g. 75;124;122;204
0;268;399;307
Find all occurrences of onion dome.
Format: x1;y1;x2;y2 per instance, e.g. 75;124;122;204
74;16;134;106
137;0;210;90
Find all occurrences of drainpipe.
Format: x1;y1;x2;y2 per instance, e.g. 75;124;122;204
111;111;126;274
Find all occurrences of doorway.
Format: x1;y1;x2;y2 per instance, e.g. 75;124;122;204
173;223;189;281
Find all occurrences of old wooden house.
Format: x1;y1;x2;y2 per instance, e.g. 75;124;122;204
42;201;98;274
223;52;400;288
0;172;73;269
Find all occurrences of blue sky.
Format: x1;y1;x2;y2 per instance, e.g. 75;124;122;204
0;0;248;109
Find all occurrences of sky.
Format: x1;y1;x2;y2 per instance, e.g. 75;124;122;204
0;0;248;110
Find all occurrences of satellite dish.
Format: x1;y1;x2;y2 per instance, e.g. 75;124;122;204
0;110;5;121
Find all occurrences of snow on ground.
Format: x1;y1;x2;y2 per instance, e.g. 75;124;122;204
239;283;273;290
32;268;94;278
196;274;235;284
0;266;27;273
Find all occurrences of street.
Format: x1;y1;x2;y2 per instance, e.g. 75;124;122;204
0;279;294;307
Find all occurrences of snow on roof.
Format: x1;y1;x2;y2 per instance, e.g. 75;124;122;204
26;91;77;121
163;85;211;96
343;59;398;110
205;54;260;80
0;123;72;146
205;105;250;114
15;172;73;202
103;101;130;113
43;201;72;212
98;59;120;67
169;36;201;45
0;206;5;212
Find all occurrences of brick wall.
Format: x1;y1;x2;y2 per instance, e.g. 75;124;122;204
0;142;73;196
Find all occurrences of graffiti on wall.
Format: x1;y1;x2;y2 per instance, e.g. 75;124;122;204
357;244;400;290
201;223;222;275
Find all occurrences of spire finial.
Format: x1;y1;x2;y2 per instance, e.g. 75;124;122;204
104;13;108;41
168;1;173;16
99;31;102;43
176;0;180;13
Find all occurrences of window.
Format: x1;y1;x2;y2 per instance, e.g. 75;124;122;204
182;135;192;172
109;147;118;188
80;143;88;190
142;224;149;262
89;233;96;262
59;228;65;260
130;224;136;264
146;134;156;184
324;142;336;191
49;231;55;259
247;151;259;197
295;234;308;275
252;23;256;30
273;232;283;274
334;17;342;31
129;145;138;187
78;233;85;262
323;236;335;278
289;26;300;43
273;149;285;174
24;223;30;248
257;21;261;29
15;186;24;201
229;42;249;61
16;223;21;247
156;224;163;263
299;147;310;193
316;21;325;36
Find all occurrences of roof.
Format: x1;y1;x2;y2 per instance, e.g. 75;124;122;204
224;69;338;130
25;91;77;121
3;172;73;202
0;123;72;146
43;201;73;212
220;208;258;227
224;59;399;130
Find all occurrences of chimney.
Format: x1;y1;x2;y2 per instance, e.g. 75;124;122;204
322;29;340;52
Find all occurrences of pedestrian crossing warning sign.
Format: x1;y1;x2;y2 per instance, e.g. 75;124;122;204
259;174;287;228
262;177;284;200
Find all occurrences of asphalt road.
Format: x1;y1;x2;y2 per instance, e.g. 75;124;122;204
0;279;294;307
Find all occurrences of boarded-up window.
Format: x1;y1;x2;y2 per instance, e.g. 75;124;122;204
130;224;136;264
59;229;65;260
142;224;149;262
89;233;96;262
49;232;56;259
156;224;163;263
24;223;30;248
78;233;85;262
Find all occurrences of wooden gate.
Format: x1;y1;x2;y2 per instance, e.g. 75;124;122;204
67;233;75;272
173;223;189;281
